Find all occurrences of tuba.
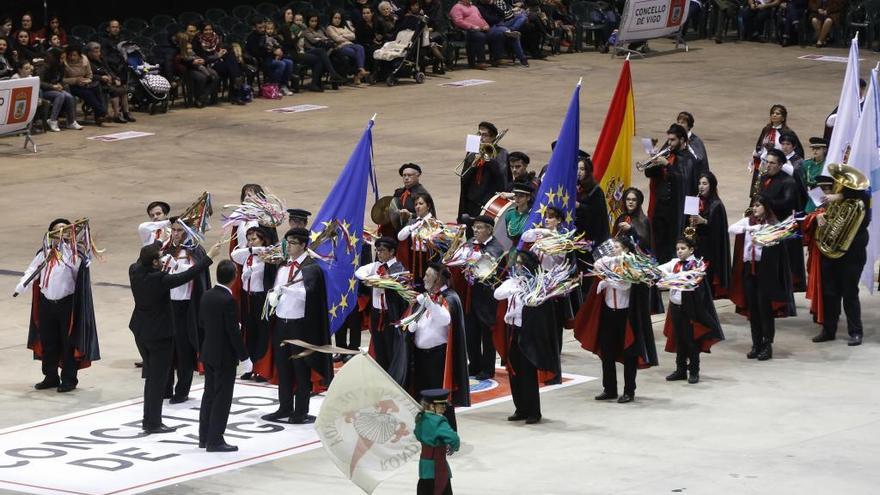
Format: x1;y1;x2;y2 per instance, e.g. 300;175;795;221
816;163;869;259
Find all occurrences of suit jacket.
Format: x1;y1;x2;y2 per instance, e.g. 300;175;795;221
759;172;799;221
128;254;213;342
200;286;248;368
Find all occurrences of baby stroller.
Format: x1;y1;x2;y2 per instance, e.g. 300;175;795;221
119;41;171;115
374;16;431;86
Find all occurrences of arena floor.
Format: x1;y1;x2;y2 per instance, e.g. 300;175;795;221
1;38;878;494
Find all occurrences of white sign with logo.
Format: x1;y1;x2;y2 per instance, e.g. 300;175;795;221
267;104;328;113
87;131;156;142
439;79;494;88
617;0;690;43
0;77;39;135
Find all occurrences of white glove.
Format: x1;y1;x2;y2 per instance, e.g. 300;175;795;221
596;280;608;293
241;358;254;373
416;293;427;306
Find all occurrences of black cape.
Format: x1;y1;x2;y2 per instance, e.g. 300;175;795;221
694;196;731;298
663;275;725;353
372;259;411;386
440;287;471;408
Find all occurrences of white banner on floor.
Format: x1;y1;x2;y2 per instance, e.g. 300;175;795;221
617;0;690;43
799;54;865;64
87;131;155;142
267;104;328;113
0;77;39;135
439;79;494;88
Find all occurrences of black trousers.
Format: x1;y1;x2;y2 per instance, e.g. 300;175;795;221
669;303;699;373
417;479;452;495
199;362;237;447
598;305;637;396
370;308;395;370
275;318;312;419
743;270;775;346
141;336;174;428
241;291;269;362
652;209;677;266
171;300;196;398
465;312;495;377
821;256;864;337
414;344;457;430
335;307;363;351
508;329;540;419
37;294;77;386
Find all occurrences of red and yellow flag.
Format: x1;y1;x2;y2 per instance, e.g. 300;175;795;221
592;60;635;227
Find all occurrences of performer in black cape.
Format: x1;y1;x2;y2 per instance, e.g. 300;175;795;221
690;172;731;299
612;187;664;315
575;154;610;297
14;218;100;393
457;121;510;223
354;236;410;385
493;250;561;424
659;237;725;384
262;228;333;424
758;149;806;292
406;262;471;430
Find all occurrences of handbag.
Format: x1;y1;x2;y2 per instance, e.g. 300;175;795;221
260;82;282;99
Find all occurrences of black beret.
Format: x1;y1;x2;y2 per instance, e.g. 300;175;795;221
374;236;398;250
399;163;422;176
287;208;312;220
147;201;171;215
473;214;495;227
284;227;311;242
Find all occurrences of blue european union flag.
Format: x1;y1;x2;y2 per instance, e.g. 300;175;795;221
309;119;377;334
523;83;581;237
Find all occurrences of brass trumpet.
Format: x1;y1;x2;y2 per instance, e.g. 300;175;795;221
635;145;672;172
455;128;509;177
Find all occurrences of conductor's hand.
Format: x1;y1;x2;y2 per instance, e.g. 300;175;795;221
207;242;222;259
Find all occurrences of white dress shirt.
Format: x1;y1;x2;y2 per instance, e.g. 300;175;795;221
729;217;763;262
408;288;452;349
138;219;170;246
231;246;268;293
521;228;565;270
494;278;523;327
274;253;308;319
658;255;697;305
595;256;631;309
354;258;398;310
782;151;797;176
163;247;195;301
16;244;82;300
397;213;433;252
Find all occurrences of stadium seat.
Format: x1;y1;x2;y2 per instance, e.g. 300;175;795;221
124;18;150;34
205;8;229;23
150;15;175;30
178;11;205;26
232;5;258;21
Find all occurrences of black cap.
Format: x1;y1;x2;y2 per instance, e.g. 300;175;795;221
287;208;312;221
815;175;834;186
399;163;422;176
420;388;450;403
512;182;534;195
473;214;495;227
808;137;828;147
284;227;311;243
147;201;171;215
374;236;398;250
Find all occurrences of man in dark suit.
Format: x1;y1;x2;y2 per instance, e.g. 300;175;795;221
199;260;251;452
129;243;215;434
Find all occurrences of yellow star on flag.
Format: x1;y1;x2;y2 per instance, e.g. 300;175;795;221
329;304;339;319
339;294;349;310
545;190;557;204
538;202;548;218
348;277;357;291
566;211;574;223
309;230;320;243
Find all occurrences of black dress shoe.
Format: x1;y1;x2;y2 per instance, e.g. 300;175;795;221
199;440;206;448
169;395;189;404
688;372;700;384
144;424;178;434
474;372;492;381
253;375;268;383
290;414;316;424
123;113;137;122
617;394;634;404
665;369;687;381
507;413;527;421
34;378;60;390
57;383;76;393
848;334;863;346
594;391;618;401
206;442;239;452
261;410;291;422
134;361;144;368
240;372;253;380
757;344;773;361
525;416;541;424
746;346;759;359
812;332;835;343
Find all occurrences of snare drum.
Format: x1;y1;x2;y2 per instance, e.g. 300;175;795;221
480;193;515;251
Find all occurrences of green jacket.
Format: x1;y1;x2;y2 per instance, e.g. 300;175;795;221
802;158;825;213
414;411;460;480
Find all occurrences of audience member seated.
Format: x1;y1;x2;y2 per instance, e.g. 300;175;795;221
809;0;844;47
38;48;81;130
43;33;64;52
741;0;781;41
10;59;33;79
0;18;12;44
12;30;44;64
86;42;136;123
291;12;345;91
304;13;353;83
194;22;248;105
0;39;15;79
450;0;505;70
377;2;400;34
99;20;126;73
546;0;576;52
326;11;370;85
34;14;67;47
779;0;808;46
475;0;528;66
712;0;739;43
174;32;220;108
62;45;108;125
355;6;388;72
18;12;36;47
246;17;294;95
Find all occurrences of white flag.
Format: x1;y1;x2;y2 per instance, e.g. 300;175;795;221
315;354;422;494
847;68;880;292
826;36;861;171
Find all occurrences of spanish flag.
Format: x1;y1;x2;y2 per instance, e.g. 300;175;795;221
592;60;635;227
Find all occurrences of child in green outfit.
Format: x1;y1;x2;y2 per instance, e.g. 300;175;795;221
414;388;460;495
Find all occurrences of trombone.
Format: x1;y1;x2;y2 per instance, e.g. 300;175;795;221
635;144;672;172
454;128;509;177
